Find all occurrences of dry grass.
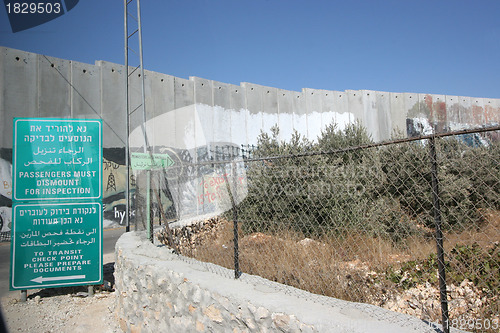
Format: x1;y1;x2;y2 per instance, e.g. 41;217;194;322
444;208;500;250
183;219;417;303
179;214;498;294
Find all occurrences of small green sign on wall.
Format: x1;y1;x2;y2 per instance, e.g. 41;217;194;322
13;118;102;201
130;152;175;170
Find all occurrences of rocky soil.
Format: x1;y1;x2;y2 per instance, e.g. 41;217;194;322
372;276;497;324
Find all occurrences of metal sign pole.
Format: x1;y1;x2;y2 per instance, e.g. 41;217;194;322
124;0;131;232
125;0;152;235
137;0;150;153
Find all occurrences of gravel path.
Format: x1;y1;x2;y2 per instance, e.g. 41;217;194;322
0;253;122;332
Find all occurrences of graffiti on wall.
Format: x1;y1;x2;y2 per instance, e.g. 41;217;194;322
197;173;247;207
0;151;13;240
101;148;138;226
406;95;500;144
137;143;248;221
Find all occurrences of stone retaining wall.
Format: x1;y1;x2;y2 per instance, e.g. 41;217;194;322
114;231;444;333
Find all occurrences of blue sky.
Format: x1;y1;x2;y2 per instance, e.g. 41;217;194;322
1;0;500;98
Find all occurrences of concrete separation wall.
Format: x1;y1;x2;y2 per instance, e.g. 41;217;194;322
1;45;499;227
2;46;500;151
114;231;445;333
3;46;499;229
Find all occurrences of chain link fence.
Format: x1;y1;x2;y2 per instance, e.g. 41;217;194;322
141;124;499;332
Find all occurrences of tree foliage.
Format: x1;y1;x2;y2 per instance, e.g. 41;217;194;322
237;123;499;242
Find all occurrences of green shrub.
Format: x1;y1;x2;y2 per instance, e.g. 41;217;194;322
236;122;499;240
448;242;500;293
386;242;499;297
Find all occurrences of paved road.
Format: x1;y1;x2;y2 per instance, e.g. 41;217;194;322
0;227;126;297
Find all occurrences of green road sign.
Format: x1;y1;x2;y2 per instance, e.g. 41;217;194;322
130;152;175;170
10;202;102;290
13;118;102;201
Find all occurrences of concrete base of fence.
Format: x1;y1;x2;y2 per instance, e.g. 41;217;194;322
114;231;444;333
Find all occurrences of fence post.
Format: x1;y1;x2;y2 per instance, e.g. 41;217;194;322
223;162;241;279
232;161;241;279
147;170;153;243
429;136;450;333
233;210;240;278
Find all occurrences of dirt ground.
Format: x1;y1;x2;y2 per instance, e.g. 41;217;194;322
0;252;121;333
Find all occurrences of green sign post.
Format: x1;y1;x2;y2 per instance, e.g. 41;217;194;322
10;202;102;289
11;118;103;290
13;118;102;201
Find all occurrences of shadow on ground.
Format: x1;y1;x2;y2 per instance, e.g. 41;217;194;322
26;262;115;299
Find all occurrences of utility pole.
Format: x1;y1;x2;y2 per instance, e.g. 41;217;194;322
124;0;150;231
